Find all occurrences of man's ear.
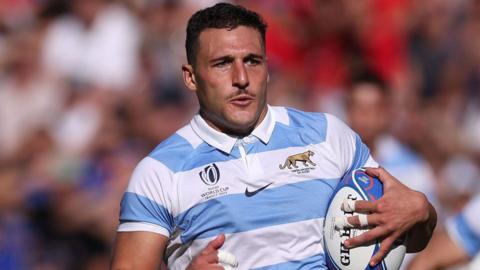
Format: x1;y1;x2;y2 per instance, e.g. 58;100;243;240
182;64;197;91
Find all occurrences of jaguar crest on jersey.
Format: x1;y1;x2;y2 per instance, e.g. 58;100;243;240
279;150;317;174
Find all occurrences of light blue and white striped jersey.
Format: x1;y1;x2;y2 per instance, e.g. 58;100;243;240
118;106;377;269
447;194;480;257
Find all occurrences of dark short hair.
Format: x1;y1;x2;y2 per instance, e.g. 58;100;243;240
349;71;389;96
185;2;267;65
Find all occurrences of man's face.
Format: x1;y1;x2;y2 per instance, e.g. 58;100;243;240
346;83;389;144
183;26;268;135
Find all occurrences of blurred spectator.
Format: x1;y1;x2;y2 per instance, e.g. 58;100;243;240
41;0;141;90
345;71;438;207
344;71;440;269
0;27;64;160
407;193;480;270
0;164;33;270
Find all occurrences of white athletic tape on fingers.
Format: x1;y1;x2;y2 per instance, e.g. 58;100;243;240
334;216;354;230
359;214;369;227
218;250;238;267
341;198;356;212
223;266;232;270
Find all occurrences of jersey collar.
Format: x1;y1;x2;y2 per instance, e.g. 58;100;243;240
190;105;276;154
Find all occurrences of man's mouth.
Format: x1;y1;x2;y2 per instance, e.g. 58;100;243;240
229;94;255;106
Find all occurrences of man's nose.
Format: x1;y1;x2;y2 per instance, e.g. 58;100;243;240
232;61;249;89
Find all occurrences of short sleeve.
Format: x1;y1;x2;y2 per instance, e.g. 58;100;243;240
325;113;378;175
117;157;176;237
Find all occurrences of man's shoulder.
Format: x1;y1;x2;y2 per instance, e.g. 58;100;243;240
270;106;325;122
147;123;204;173
273;107;358;147
274;106;347;135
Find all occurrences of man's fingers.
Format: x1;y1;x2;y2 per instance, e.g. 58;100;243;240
343;199;375;213
218;250;238;267
189;235;238;269
334;216;355;229
198;251;220;263
341;198;356;212
340;198;375;215
365;167;407;191
345;214;381;228
205;234;225;253
365;167;391;184
369;236;396;266
344;226;385;248
334;214;382;229
205;266;224;270
334;213;381;230
335;214;368;230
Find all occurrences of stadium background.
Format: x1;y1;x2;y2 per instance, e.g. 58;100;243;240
0;0;479;269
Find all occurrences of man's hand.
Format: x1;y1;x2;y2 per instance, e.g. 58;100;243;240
187;234;227;270
341;167;437;266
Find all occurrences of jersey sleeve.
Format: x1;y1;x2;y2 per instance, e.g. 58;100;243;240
325;113;378;175
446;194;480;257
117;156;176;237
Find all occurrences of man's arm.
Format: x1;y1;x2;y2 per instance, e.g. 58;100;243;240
407;228;469;270
342;167;437;266
111;231;230;270
110;231;168;270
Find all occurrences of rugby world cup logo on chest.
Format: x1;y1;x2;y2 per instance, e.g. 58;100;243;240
199;163;229;200
199;163;220;186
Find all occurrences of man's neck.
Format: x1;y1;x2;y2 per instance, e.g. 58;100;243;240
199;107;268;137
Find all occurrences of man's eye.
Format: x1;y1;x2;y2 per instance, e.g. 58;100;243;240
246;59;261;66
214;61;229;68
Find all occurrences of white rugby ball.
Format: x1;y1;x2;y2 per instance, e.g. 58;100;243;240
323;169;406;270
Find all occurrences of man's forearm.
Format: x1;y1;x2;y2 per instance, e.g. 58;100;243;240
407;228;470;270
110;232;168;270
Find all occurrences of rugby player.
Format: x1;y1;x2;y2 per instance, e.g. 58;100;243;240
110;3;437;269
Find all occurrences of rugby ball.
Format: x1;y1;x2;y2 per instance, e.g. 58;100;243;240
323;169;406;270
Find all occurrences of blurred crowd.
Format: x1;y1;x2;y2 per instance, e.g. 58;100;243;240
0;0;479;269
